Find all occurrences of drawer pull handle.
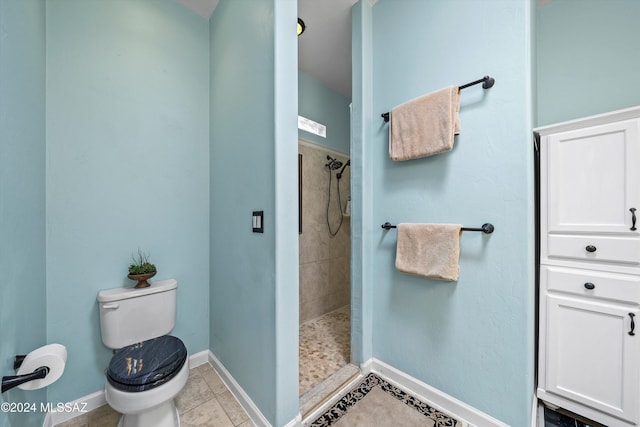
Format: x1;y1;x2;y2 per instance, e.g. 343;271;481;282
631;208;637;231
584;282;595;290
585;245;597;253
629;313;636;336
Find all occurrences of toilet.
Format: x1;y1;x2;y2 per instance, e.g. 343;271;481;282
97;279;188;427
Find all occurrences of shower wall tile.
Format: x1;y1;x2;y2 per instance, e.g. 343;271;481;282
299;142;350;324
299;223;330;264
299;261;326;307
328;257;350;291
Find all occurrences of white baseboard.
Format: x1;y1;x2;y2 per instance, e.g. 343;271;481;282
42;389;106;427
366;358;510;427
42;350;209;427
206;350;280;427
188;349;210;368
206;350;304;427
359;358;375;375
282;413;302;427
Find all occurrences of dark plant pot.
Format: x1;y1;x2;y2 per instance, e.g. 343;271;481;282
127;272;156;288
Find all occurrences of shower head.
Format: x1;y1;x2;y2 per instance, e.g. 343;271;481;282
325;155;343;170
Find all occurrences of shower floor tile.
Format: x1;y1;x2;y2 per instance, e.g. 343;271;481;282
299;305;350;396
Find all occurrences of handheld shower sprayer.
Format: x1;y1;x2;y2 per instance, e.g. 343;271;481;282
323;155;350;237
337;160;350;180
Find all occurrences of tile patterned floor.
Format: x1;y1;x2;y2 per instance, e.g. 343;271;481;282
299;305;351;397
55;363;253;427
57;305;351;426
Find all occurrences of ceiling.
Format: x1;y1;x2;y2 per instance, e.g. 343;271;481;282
298;0;361;98
179;0;371;99
177;0;219;20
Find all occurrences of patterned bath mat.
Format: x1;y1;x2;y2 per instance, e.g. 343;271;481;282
308;373;459;427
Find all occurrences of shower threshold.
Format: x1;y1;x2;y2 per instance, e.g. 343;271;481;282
300;363;360;420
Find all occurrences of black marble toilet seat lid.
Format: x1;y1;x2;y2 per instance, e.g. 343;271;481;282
107;335;187;392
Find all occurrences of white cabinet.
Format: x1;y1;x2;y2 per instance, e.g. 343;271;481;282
545;118;640;235
540;112;640;274
537;106;640;427
538;266;640;426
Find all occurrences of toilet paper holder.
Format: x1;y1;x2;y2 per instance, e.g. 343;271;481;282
1;355;50;393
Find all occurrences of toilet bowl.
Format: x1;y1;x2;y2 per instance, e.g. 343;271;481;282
105;348;189;426
97;279;188;427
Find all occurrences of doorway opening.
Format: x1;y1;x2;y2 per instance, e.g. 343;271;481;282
297;0;358;417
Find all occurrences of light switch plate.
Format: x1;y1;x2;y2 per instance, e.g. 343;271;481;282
252;211;264;233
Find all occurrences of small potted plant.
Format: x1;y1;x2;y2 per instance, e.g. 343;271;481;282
127;249;157;288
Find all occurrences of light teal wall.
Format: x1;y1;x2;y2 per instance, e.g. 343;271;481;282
358;0;535;425
273;1;301;422
45;0;210;404
209;0;298;425
0;1;47;426
350;0;374;366
536;0;640;126
298;70;350;153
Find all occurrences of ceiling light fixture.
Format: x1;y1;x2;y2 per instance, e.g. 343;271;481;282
297;18;306;36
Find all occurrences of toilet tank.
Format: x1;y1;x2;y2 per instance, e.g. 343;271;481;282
97;279;177;349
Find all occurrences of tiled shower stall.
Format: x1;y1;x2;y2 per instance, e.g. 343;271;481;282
298;142;350;323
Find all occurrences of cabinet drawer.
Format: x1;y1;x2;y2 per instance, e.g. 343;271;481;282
547;234;640;265
544;265;640;303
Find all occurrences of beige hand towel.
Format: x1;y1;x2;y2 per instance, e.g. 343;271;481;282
395;223;462;281
389;86;460;161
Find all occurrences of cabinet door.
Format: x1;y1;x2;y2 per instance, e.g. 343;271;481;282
545;118;640;235
544;294;640;424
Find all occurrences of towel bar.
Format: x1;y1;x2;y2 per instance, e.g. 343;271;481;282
381;222;495;234
381;75;495;122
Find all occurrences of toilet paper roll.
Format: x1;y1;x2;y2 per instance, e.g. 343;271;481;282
16;344;67;390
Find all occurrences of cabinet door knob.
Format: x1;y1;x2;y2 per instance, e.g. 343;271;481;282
585;245;597;253
631;208;637;231
584;282;595;290
629;313;636;336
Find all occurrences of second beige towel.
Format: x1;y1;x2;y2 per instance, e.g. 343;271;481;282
395;223;462;281
389;86;460;161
